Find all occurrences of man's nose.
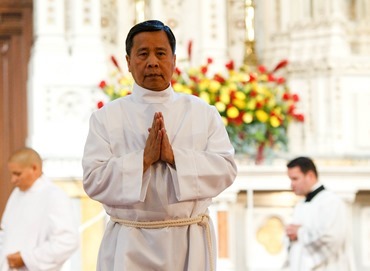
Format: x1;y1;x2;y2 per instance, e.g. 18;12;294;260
10;176;18;183
147;54;159;68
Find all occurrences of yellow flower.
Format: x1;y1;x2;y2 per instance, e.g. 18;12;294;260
106;86;115;96
233;91;246;109
187;67;199;76
173;83;192;94
119;76;133;85
256;110;269;122
270;116;281;127
226;82;238;91
259;74;268;82
243;112;253;123
247;99;256;110
227;106;239;118
221;116;228;126
215;101;226;112
235;91;246;100
209;80;221;93
199;92;210;104
220;88;231;104
198;79;209;92
119;89;130;97
267;97;276;108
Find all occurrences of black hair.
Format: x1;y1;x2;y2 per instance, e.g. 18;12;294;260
125;20;176;56
287;156;318;178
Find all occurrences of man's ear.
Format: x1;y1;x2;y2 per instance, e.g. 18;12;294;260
126;55;131;72
307;170;316;183
173;54;176;68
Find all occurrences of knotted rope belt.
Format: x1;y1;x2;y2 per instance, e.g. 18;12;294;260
110;214;214;271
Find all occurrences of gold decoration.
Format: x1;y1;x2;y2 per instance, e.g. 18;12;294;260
244;0;258;66
256;216;284;255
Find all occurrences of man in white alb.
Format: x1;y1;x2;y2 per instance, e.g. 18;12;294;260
82;20;237;270
0;147;79;271
285;156;353;271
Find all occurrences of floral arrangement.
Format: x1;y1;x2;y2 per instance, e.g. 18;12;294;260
98;55;304;163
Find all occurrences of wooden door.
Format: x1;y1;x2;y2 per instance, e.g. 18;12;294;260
0;0;33;218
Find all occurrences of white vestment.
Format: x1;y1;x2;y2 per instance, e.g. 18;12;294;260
0;175;79;271
82;83;237;271
288;188;353;271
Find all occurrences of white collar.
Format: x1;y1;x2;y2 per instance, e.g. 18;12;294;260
131;83;174;104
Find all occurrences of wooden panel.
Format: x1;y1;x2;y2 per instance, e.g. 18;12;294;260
0;1;32;218
0;37;12;219
217;211;229;258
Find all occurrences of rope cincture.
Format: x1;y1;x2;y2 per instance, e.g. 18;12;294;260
110;214;214;271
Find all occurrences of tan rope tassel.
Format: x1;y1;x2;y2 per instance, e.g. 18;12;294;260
111;214;214;271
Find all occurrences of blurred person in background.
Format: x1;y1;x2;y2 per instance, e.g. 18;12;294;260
285;156;354;271
0;147;79;271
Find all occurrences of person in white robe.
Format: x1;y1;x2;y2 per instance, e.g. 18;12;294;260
82;20;237;271
0;147;79;271
285;156;353;271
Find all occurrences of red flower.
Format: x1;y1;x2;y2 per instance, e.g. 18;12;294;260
201;66;208;74
190;75;200;83
111;56;121;72
207;58;213;64
249;89;257;97
97;101;104;109
288;105;296;114
99;80;107;89
282;93;290;100
187;40;193;61
258;65;267;74
267;73;275;82
294;113;304;122
276;77;286;84
175;67;182;75
249;73;256;82
292;94;300;102
225;60;234;70
213;73;226;83
230;91;237;101
272;59;288;72
256;101;264;109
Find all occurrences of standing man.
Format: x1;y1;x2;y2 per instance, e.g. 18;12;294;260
0;147;79;270
82;20;237;270
285;156;353;271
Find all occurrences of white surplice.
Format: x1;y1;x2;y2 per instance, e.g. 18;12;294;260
288;188;353;271
0;175;79;271
82;83;237;271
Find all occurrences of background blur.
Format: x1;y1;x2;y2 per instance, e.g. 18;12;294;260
0;0;369;270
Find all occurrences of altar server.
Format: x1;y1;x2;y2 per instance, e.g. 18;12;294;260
285;156;354;271
82;20;237;270
0;147;79;270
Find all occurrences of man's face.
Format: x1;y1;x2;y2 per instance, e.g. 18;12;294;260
126;30;176;91
8;162;36;191
287;166;313;196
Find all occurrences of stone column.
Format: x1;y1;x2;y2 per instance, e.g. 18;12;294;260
197;0;228;70
69;0;106;82
27;0;69;151
28;0;107;178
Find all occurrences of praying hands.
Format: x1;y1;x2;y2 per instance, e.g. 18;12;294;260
143;112;175;172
